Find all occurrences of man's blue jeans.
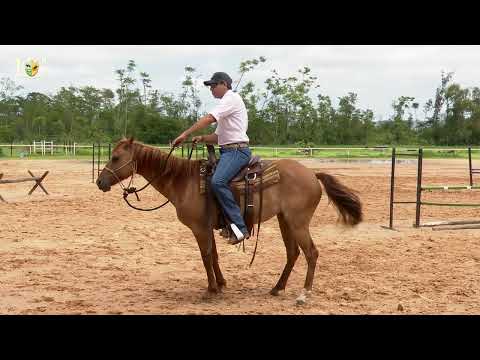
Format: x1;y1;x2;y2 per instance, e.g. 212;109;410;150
210;147;252;235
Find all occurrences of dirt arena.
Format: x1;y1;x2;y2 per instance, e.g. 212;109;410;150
1;156;479;314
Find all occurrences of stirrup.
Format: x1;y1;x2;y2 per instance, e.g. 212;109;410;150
229;223;244;240
227;233;250;245
227;224;250;245
219;227;231;238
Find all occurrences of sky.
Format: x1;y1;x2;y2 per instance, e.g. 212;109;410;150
1;45;480;121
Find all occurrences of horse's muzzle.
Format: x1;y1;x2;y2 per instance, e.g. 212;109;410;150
96;178;111;192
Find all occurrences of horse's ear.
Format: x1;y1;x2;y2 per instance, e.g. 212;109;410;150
128;136;134;145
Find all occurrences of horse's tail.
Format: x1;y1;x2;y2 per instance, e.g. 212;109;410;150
315;172;363;226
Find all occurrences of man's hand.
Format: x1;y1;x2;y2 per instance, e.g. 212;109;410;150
172;132;188;147
172;115;216;147
191;135;203;144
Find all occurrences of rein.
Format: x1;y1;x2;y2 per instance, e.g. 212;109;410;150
106;143;195;212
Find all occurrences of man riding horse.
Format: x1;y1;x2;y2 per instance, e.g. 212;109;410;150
173;72;251;245
97;72;363;303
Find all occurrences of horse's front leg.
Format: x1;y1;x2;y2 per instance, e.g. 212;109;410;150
211;236;226;290
192;229;219;294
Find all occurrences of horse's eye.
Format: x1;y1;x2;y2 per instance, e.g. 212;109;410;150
112;156;119;162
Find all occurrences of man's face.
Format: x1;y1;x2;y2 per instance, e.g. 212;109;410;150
209;82;228;99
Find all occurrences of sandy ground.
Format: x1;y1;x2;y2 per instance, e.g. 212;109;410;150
0;157;479;314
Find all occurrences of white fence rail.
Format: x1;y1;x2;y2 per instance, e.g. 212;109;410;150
0;143;83;156
2;143;480;159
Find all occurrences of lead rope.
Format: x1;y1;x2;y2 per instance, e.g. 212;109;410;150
248;172;263;267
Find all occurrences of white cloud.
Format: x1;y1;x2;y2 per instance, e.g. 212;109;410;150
1;45;480;120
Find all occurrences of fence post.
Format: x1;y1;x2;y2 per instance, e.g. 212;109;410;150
414;148;423;228
10;143;13;157
389;147;396;229
92;143;95;183
469;147;473;187
108;143;111;160
97;143;101;178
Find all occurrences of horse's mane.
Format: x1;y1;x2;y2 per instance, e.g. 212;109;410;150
116;139;200;178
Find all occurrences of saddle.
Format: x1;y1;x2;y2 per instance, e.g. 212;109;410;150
201;145;278;237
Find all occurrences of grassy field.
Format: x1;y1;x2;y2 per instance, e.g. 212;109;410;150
2;144;480;161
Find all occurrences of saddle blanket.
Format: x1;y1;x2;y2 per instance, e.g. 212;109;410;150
199;161;280;195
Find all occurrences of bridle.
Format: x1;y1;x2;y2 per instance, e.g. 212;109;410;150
103;143;195;211
103;156;137;193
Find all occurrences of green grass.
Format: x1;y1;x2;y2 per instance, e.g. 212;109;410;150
0;148;95;160
2;144;480;160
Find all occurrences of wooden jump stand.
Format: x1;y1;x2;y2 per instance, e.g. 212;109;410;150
0;171;49;203
385;147;480;231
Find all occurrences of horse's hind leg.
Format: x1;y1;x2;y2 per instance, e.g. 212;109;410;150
294;228;319;305
270;213;300;296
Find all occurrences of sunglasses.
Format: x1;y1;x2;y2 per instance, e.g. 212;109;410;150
209;81;226;90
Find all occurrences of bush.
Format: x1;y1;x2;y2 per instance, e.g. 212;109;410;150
294;140;315;148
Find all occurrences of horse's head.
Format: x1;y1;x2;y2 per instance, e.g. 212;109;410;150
96;137;136;192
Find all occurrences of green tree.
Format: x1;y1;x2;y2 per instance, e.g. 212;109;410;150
139;72;152;106
180;66;202;127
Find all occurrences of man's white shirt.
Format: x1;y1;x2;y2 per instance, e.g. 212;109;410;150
209;90;249;146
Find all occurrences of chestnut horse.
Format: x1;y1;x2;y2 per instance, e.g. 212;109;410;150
96;138;363;304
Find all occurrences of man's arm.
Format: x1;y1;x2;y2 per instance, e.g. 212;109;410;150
183;114;216;137
172;114;216;146
194;133;218;144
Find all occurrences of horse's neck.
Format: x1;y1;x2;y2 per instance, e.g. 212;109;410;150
134;147;191;205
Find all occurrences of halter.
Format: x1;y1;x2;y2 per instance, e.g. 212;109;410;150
103;157;138;195
103;143;194;211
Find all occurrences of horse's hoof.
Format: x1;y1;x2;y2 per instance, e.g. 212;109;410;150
296;295;307;305
295;289;312;306
202;287;219;300
270;288;285;296
207;287;219;294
